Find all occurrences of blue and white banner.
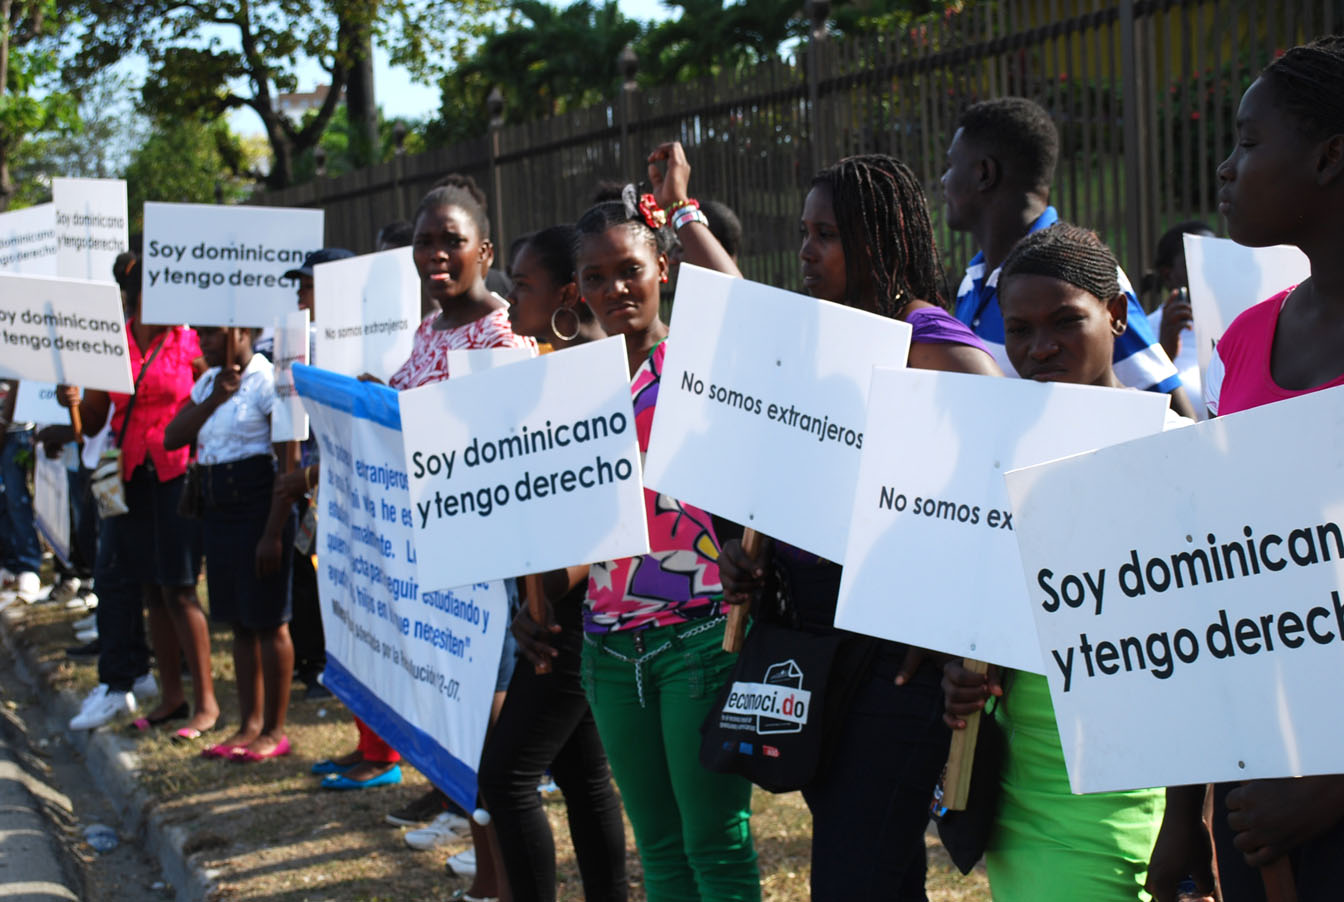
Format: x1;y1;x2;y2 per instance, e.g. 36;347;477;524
293;364;508;809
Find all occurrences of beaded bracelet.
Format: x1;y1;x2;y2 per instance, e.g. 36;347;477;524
667;198;698;214
672;206;709;231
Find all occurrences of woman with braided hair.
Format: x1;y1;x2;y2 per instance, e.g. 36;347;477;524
943;222;1185;902
650;141;1001;899
1145;36;1344;902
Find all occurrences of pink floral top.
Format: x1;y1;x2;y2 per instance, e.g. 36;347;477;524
585;341;726;633
110;323;201;482
389;307;537;390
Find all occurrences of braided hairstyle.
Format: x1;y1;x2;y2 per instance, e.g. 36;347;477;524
415;173;491;240
1261;36;1344;139
520;224;594;323
1000;223;1121;304
574;191;674;257
811;154;942;318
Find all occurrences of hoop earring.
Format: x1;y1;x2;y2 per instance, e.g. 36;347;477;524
551;306;581;342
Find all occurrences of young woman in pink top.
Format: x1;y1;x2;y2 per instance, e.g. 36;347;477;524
1145;36;1344;902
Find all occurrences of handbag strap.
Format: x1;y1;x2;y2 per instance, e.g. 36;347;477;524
116;328;168;450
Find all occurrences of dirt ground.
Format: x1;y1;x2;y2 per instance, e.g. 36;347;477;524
15;590;990;902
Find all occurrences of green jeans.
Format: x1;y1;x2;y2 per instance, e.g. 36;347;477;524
582;617;760;902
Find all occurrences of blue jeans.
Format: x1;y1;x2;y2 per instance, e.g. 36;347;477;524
0;429;42;573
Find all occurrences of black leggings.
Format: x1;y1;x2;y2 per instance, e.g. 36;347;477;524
477;592;627;902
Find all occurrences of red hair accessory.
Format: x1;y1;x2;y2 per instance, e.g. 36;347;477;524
637;194;667;230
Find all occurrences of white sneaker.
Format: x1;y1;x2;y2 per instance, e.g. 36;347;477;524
132;672;159;700
69;686;135;730
14;572;40;604
75;628;98;644
73;614;98;632
405;811;471;850
445;848;476;878
67;591;97;611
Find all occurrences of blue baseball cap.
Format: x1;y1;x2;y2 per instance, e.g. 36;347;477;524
283;247;354;280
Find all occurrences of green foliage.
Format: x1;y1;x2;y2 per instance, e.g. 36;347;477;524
123;117;251;232
1;0;80;208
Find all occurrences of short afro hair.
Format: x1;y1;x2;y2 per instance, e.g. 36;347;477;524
957;98;1060;193
700;200;743;259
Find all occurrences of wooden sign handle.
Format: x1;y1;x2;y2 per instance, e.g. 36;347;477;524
722;528;761;653
941;658;990;811
1261;856;1297;902
68;403;83;446
524;573;551;675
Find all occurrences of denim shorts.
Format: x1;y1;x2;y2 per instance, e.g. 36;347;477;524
202;455;294;630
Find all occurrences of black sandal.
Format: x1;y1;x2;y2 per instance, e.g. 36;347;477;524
129;702;190;732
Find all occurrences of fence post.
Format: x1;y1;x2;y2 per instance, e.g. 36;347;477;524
487;87;506;258
1119;0;1147;284
806;0;831;176
619;44;640;180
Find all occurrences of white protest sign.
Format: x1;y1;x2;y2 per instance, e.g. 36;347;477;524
1005;386;1344;793
292;364;509;810
834;370;1170;673
52;178;128;282
141;202;323;327
0;274;132;393
1184;234;1309;382
34;451;71;567
444;347;533;377
312;248;419;378
271;310;310;442
399;336;648;589
13;382;68;425
643;264;912;561
0;203;58;275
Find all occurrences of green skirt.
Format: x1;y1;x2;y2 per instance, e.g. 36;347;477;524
984;672;1163;901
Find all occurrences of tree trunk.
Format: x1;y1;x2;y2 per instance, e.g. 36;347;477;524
340;9;380;168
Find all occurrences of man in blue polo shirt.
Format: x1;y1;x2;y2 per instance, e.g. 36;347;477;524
943;97;1196;418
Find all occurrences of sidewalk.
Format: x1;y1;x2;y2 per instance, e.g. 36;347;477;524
0;590;985;901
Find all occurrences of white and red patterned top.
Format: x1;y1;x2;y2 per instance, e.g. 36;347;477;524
388;307;537;390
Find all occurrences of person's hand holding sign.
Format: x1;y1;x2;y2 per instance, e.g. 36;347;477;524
940;659;1004;730
1226;775;1344;867
210;362;243;404
718;535;771;610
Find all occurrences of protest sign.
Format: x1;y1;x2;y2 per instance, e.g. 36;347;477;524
0;203;58;275
311;248;419;378
444;347;533;377
34;450;71;567
1184;234;1309;381
1005;385;1344;793
834;369;1170;673
0;274;132;393
271;310;310;442
52;178;128;282
642;264;912;561
293;364;509;809
141;202;323;327
399;336;648;589
13;381;69;425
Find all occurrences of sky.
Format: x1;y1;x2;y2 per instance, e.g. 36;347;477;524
230;0;674;135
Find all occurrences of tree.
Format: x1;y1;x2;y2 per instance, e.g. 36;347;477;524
0;0;78;210
638;0;804;84
123;116;254;232
70;0;501;189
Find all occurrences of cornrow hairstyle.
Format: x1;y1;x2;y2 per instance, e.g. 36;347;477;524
958;98;1060;193
415;173;491;239
1261;36;1344;139
811;154;943;317
1154;220;1213;269
1000;222;1121;304
521;224;594;323
574;195;674;257
701;199;743;258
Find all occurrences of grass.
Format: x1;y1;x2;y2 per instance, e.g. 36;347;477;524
16;578;990;901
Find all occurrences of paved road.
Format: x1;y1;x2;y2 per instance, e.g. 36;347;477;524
0;724;80;902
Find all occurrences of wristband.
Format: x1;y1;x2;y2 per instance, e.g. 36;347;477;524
667;198;698;214
672;207;709;231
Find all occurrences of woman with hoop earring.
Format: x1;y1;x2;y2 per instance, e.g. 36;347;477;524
481;224;628;902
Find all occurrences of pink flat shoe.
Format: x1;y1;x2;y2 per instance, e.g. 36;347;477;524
202;742;246;759
232;736;291;762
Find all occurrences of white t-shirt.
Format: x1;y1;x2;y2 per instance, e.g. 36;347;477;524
190;354;276;465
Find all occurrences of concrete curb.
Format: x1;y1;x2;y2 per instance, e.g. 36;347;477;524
0;606;220;902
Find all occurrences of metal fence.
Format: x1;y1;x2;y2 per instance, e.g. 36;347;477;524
253;0;1339;304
